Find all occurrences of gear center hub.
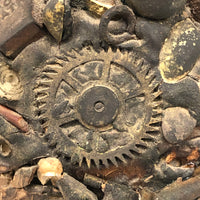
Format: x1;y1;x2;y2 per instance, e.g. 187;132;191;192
78;86;119;128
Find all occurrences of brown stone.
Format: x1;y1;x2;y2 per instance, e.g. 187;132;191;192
0;0;43;58
11;166;38;188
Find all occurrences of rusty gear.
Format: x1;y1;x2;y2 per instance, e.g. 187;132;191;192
34;47;162;169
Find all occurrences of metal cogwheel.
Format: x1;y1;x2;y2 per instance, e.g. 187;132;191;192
33;47;162;169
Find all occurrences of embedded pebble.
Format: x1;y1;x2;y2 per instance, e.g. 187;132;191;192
159;18;200;83
162;107;197;144
125;0;186;20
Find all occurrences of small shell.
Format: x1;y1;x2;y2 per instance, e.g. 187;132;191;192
37;157;63;185
0;63;23;100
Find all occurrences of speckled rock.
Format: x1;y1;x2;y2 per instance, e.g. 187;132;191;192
162;107;197;144
125;0;186;20
159;18;200;83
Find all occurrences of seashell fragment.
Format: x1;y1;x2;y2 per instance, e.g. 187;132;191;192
37;157;63;185
0;62;23;100
159;19;200;83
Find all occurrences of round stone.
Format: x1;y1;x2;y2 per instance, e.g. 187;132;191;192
162;107;197;144
78;86;119;128
125;0;186;20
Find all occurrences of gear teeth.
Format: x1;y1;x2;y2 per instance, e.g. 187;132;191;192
124;151;135;159
37;80;52;85
41;121;49;129
151;100;163;108
137;58;144;71
149;81;160;92
44;72;59;79
102;159;109;168
146;125;160;132
152;108;163;115
110;158;119;167
34;87;49;94
86;158;91;168
78;156;84;167
152;90;162;99
94;159;100;170
116;154;127;164
149;116;162;125
38;103;48;110
43;65;62;72
36;95;48;102
38;112;48;120
46;57;64;65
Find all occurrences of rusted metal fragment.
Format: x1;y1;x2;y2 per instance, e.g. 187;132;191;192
0;105;29;133
84;174;139;200
0;0;43;58
11;166;38;188
154;176;200;200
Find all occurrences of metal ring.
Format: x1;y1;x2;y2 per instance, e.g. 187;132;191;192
99;5;136;45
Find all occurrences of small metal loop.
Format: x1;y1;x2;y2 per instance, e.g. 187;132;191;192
99;5;136;45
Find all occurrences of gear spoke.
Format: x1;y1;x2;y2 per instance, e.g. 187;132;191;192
61;73;83;93
57;112;78;127
125;88;145;101
102;59;111;82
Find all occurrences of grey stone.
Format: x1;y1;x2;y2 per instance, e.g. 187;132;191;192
125;0;186;20
162;107;197;144
154;159;194;182
56;173;98;200
188;137;200;149
161;77;200;124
